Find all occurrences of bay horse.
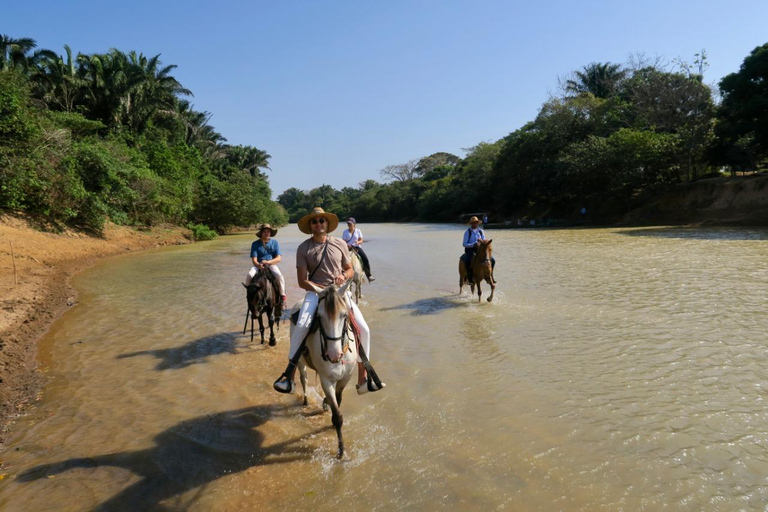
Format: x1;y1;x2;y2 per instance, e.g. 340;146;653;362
458;239;496;302
295;281;357;458
242;267;282;345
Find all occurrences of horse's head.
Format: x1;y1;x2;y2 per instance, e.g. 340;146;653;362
476;239;493;265
246;270;271;309
316;281;352;363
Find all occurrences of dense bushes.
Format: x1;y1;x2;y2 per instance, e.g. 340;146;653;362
0;36;285;234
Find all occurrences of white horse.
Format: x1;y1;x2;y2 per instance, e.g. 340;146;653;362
295;281;358;458
349;249;365;304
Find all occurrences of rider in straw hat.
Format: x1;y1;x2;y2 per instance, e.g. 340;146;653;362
274;207;385;395
461;216;496;282
245;223;286;307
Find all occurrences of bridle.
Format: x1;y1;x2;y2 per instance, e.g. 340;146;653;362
316;296;352;363
477;244;492;267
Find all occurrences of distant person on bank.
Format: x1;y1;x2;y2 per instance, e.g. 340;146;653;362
245;223;286;307
342;217;375;282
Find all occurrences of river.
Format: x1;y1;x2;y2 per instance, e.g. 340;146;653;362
1;224;767;511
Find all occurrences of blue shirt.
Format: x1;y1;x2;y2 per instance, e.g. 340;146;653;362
462;227;486;248
250;239;281;262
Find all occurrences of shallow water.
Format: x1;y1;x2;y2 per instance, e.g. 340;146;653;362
1;224;768;511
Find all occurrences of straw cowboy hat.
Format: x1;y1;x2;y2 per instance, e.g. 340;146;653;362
257;223;277;237
467;216;481;225
297;207;339;234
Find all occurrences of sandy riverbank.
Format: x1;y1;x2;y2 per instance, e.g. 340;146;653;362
0;215;193;445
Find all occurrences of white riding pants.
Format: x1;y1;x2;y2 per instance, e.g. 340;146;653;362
288;290;371;362
245;265;285;296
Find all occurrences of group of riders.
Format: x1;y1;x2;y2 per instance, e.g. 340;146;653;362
244;207;495;397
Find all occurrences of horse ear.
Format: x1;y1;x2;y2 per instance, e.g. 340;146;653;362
338;280;352;297
308;282;324;294
487;239;492;244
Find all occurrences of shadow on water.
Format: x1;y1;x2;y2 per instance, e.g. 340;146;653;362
17;405;326;512
380;295;470;316
116;332;250;370
614;227;768;240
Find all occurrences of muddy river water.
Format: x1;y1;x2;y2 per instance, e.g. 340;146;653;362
1;224;767;511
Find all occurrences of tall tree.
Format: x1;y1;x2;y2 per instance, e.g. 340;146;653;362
0;34;37;72
566;62;627;99
716;42;768;167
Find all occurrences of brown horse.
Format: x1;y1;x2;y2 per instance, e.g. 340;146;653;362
458;239;496;302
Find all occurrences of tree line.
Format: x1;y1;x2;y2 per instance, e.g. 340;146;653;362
279;45;768;223
0;34;286;236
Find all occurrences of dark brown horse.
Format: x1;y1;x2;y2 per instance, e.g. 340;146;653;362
458;239;496;302
242;267;282;345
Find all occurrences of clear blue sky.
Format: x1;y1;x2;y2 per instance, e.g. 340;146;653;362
6;1;768;198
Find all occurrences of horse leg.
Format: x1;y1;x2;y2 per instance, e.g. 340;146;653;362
298;360;308;406
487;276;495;302
250;314;255;342
476;279;482;302
258;313;265;345
268;308;276;346
242;308;249;335
321;379;344;459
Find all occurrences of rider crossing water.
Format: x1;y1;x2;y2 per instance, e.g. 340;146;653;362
273;207;385;396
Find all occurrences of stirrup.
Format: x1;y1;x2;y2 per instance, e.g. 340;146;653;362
357;375;386;395
273;373;295;394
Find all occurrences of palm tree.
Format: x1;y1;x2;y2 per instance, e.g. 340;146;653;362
224;145;271;178
565;62;627;99
124;51;192;132
0;34;37;72
29;45;85;112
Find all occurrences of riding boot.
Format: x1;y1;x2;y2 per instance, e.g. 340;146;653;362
273;360;298;394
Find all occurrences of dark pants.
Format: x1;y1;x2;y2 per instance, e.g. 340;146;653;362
353;247;372;277
462;247;495;280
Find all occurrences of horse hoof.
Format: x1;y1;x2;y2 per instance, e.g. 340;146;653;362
269;338;276;346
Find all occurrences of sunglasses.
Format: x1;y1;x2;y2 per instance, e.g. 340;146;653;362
310;218;326;225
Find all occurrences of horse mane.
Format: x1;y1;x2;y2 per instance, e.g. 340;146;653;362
323;284;347;318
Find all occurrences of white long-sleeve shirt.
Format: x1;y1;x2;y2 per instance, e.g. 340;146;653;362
462;227;486;248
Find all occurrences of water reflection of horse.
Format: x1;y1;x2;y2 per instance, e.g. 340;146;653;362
242;267;282;345
294;281;358;458
458;239;496;302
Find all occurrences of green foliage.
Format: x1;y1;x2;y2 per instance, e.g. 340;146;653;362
1;33;283;234
716;43;768;168
0;72;37;140
194;169;284;233
187;223;218;241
